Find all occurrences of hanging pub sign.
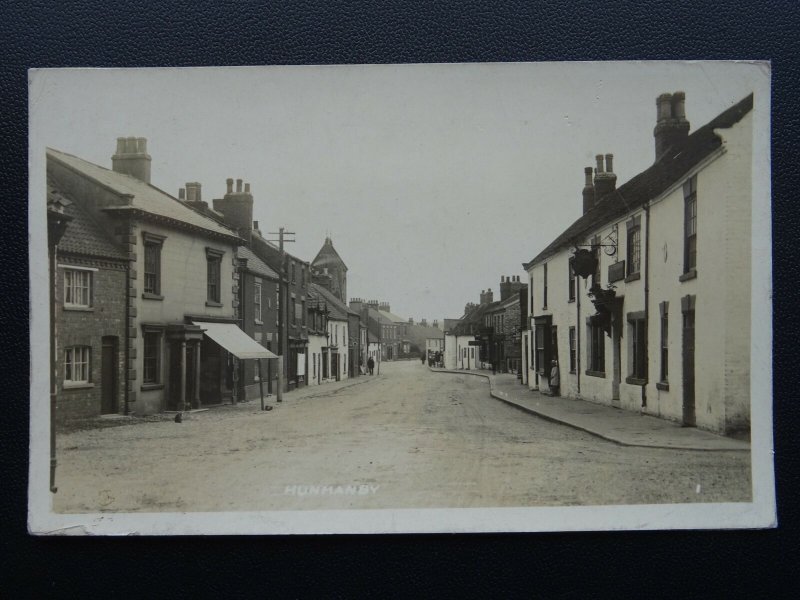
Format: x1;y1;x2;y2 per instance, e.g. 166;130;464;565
572;248;597;279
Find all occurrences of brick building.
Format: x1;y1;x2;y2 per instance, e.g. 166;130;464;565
49;182;128;423
48;139;244;415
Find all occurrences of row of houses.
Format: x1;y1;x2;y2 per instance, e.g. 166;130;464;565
46;138;442;423
445;91;753;437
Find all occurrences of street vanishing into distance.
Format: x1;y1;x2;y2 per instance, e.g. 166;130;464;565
53;361;751;513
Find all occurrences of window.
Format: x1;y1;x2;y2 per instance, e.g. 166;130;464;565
64;346;90;384
291;297;297;325
568;327;576;373
529;276;534;315
254;281;262;323
543;263;548;308
302;299;306;326
206;248;224;304
568;259;576;302
142;328;163;385
291;262;296;284
142;232;165;297
684;176;697;272
627;217;641;277
64;268;92;308
301;265;306;287
535;327;545;373
628;314;647;382
587;320;605;374
660;302;669;384
592;235;601;286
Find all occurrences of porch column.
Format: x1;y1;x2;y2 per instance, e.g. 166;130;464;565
180;340;187;412
194;340;201;408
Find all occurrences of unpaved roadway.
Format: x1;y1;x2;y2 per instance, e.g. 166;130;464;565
52;360;751;512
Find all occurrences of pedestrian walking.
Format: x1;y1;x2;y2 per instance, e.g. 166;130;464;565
367;356;375;375
549;359;560;396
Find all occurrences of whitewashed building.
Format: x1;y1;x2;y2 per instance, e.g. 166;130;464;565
523;92;753;436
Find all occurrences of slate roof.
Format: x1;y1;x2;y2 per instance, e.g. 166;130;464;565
236;246;279;280
378;309;407;324
524;93;754;268
47;148;240;240
49;182;127;261
312;237;348;270
310;283;352;320
450;303;492;336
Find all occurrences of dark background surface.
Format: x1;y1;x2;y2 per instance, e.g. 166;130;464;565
2;1;798;596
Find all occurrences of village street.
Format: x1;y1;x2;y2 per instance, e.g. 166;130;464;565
52;361;751;513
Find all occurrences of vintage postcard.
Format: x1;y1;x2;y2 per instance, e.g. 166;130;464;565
28;61;774;534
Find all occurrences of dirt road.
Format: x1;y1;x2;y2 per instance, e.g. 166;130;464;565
52;360;751;512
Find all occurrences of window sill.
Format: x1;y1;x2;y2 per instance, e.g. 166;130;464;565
625;376;647;386
567;298;575;304
585;370;606;378
142;292;164;301
679;268;697;282
205;300;223;308
141;383;164;391
63;305;94;312
63;382;94;390
656;381;670;391
624;272;641;283
254;319;263;326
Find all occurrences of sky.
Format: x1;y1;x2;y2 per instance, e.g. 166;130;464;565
30;61;766;322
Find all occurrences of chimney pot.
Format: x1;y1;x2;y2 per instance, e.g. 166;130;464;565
584;166;593;186
245;182;251;193
116;137;126;154
179;188;185;200
605;153;614;173
657;93;673;121
672;91;686;119
137;138;147;153
226;178;233;194
125;136;137;153
236;179;243;193
595;154;604;173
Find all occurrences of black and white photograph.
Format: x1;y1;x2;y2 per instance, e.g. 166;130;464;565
28;61;774;534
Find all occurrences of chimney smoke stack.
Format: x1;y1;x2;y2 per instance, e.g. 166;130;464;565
595;154;604;173
654;91;690;161
226;178;233;194
236;179;243;193
245;183;251;193
111;136;152;183
593;152;617;198
582;166;595;214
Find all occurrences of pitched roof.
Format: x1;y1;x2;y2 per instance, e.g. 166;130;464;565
310;283;352;320
450;302;492;336
250;230;309;271
524;93;754;268
47;148;240;241
49;182;127;261
312;237;348;271
378;309;407;324
236;246;279;280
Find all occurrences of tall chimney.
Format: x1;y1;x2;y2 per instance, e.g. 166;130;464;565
582;166;595;214
593;152;617;198
654;91;690;161
111;136;152;183
185;182;202;203
213;176;254;240
178;188;186;201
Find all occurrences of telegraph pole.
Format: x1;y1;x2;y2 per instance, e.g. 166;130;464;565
267;227;295;402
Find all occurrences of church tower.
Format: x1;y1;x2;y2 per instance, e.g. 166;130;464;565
312;237;348;303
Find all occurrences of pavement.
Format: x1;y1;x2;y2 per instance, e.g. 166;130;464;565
430;368;750;452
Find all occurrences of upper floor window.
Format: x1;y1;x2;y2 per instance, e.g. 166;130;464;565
64;268;92;308
301;299;307;326
627;216;641;277
206;248;224;305
543;262;548;308
291;261;296;284
253;281;262;323
64;346;91;385
567;259;575;302
142;232;165;298
684;176;698;272
301;265;306;287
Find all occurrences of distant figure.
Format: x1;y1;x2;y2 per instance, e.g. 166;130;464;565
421;354;426;365
367;356;375;375
549;359;560;396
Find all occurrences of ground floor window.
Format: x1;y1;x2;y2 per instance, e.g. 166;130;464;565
568;327;576;373
629;317;647;381
587;321;605;374
143;329;163;384
660;302;669;384
64;346;91;384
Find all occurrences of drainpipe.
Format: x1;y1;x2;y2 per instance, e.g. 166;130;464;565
643;202;650;409
576;271;581;396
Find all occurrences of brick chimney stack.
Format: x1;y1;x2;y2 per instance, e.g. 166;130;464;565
593;153;617;199
500;275;524;301
112;137;151;183
212;176;254;242
654;91;690;161
582;166;595;214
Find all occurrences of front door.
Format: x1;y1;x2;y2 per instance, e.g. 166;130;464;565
682;309;696;426
101;336;118;414
332;353;340;381
611;321;621;402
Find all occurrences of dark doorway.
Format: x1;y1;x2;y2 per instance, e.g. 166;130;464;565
101;336;118;414
332;352;340;381
682;309;696;426
200;337;222;406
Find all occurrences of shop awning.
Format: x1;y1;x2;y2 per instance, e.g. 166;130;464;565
191;321;278;360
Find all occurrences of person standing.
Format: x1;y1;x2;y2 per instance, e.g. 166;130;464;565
367;356;375;375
